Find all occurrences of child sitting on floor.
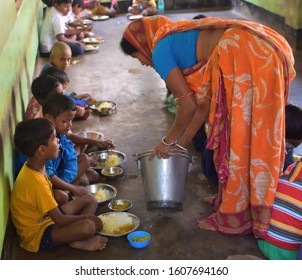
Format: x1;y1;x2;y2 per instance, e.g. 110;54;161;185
127;0;157;17
41;41;72;73
39;0;86;56
65;0;93;38
24;74;64;120
87;0;119;18
11;118;108;253
15;87;114;177
42;66;94;120
41;42;96;118
257;160;302;260
42;93;101;205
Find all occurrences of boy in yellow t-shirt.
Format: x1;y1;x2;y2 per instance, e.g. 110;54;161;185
128;0;157;16
11;118;108;253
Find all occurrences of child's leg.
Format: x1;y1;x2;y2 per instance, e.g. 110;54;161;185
76;153;90;177
73;153;100;184
53;194;108;251
60;194;98;215
86;167;100;183
51;219;108;251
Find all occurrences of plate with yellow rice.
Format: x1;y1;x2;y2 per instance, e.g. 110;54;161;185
88;150;126;170
84;183;117;204
90;101;117;116
83;37;105;44
98;212;140;237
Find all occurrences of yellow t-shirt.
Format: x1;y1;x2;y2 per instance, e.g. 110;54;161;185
133;0;156;9
10;164;58;253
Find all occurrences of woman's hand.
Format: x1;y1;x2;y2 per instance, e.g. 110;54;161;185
150;142;173;160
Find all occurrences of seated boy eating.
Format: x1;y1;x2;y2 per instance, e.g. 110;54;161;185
11;118;108;253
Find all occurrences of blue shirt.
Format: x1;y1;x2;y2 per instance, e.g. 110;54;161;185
152;30;199;80
45;134;78;183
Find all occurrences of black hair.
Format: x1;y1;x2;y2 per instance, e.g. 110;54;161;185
193;14;207;20
14;118;55;157
42;67;69;84
72;0;85;8
120;37;138;56
42;93;76;118
54;0;72;4
31;74;61;102
42;0;54;7
285;103;302;140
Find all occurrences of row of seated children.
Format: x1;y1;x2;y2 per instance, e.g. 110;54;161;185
40;0;93;57
16;40;114;198
27;41;94;120
11;29;115;252
11;118;108;253
17;90;114;205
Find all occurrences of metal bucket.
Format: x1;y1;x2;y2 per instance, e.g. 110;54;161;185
134;150;192;212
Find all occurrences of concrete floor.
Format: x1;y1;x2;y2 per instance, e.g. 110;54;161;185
7;9;302;260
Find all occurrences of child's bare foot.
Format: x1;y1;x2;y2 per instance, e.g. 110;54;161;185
201;194;216;204
197;218;216;231
70;235;108;251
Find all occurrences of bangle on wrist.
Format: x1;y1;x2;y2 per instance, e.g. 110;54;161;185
176;144;188;152
175;91;195;102
161;136;177;146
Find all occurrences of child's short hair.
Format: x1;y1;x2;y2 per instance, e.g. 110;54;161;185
31;74;61;101
14;118;55;157
42;93;76;118
286;103;302;140
42;67;69;84
50;41;71;57
72;0;85;8
54;0;72;4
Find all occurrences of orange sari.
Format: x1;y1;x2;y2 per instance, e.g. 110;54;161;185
123;16;296;237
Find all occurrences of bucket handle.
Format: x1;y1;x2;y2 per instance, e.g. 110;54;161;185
132;153;141;170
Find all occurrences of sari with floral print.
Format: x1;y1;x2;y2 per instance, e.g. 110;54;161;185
123;16;296;237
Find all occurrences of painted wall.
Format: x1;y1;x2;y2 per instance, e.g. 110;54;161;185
245;0;302;29
0;0;42;256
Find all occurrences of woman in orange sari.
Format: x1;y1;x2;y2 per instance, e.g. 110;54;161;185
120;16;296;237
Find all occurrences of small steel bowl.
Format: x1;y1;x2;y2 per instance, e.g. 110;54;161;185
108;199;133;212
76;131;104;141
101;166;123;179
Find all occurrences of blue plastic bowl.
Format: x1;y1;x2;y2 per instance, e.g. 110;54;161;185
127;231;151;249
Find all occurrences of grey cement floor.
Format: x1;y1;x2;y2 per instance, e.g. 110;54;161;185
7;9;302;260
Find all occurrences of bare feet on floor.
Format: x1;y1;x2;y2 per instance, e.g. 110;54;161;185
201;194;216;204
70;235;108;251
197;218;217;231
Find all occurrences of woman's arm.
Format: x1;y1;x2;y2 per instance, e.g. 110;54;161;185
178;98;210;147
150;67;197;159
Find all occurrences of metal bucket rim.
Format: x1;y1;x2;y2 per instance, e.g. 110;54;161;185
134;150;192;162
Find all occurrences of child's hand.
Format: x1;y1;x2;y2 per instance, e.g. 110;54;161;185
95;140;115;150
82;109;91;120
72;185;88;196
